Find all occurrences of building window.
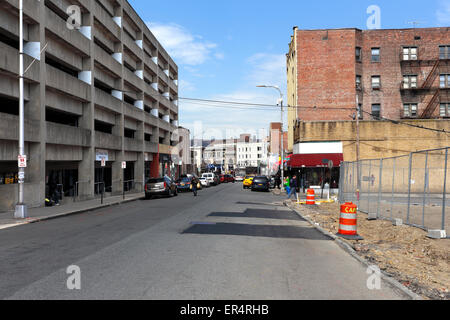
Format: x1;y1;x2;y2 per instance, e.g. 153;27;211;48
440;103;450;117
402;47;418;61
403;75;418;89
403;103;418;118
440;74;450;88
356;75;362;90
371;76;381;90
371;48;380;62
439;45;450;60
371;104;381;119
356;47;362;62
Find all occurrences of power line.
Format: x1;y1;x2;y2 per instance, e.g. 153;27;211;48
360;110;450;134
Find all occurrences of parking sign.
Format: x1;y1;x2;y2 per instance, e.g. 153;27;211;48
18;155;27;168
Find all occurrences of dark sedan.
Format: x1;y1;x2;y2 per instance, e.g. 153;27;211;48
145;176;178;199
176;177;193;192
251;176;270;192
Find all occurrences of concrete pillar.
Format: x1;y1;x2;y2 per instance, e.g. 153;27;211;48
78;6;95;200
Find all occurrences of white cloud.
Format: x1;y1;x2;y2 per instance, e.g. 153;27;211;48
147;22;218;65
178;52;288;137
178;79;196;93
246;53;287;91
437;0;450;25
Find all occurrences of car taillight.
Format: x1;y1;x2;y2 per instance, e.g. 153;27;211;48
145;184;147;192
164;182;167;188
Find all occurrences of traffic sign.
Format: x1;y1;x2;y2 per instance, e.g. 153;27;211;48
18;155;27;168
122;161;126;169
101;157;106;167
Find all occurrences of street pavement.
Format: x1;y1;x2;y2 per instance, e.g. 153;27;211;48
0;183;407;299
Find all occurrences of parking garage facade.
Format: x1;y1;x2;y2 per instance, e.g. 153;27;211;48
0;0;179;211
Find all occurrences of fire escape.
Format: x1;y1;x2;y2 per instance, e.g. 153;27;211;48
400;48;449;119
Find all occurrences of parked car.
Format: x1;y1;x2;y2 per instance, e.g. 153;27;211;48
202;172;217;186
219;174;226;183
235;175;245;182
145;176;177;199
176;176;193;192
243;176;254;189
199;177;210;188
224;174;235;183
251;176;270;192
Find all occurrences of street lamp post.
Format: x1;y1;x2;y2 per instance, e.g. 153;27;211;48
15;0;28;219
257;85;284;191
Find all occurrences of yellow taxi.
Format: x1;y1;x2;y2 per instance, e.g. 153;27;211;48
243;176;254;189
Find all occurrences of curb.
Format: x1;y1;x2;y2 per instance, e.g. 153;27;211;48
1;195;145;229
284;201;422;300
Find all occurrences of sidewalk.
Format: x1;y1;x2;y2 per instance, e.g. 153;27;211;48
0;192;145;231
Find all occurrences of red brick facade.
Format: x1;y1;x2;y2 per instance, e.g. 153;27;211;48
291;27;450;121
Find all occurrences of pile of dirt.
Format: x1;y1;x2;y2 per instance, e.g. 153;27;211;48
295;201;449;300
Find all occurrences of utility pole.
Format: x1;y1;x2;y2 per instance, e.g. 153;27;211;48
15;0;27;219
257;85;284;191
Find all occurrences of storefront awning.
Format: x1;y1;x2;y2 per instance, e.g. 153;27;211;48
287;153;344;168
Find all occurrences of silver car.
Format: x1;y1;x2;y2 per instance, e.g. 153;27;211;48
145;176;178;199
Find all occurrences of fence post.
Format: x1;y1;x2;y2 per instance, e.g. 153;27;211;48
422;151;428;228
377;158;383;219
442;148;448;231
368;160;372;214
391;158;396;221
407;153;413;225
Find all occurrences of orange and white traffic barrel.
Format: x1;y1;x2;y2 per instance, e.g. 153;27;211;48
306;189;315;205
337;202;363;240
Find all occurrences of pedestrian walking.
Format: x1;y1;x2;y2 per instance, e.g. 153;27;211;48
191;177;198;197
287;175;298;200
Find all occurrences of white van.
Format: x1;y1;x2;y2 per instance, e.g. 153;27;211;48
202;173;216;185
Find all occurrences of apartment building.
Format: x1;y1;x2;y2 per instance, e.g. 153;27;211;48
203;139;237;172
287;27;450;165
0;0;179;211
236;139;268;168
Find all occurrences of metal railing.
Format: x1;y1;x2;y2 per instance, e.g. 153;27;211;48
339;147;450;235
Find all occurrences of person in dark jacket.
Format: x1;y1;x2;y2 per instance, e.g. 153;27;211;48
191;176;198;196
287;175;298;200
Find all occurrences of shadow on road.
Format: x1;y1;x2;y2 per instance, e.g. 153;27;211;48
209;209;305;221
182;222;332;240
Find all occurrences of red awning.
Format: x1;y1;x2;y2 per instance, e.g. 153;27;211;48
287;154;344;168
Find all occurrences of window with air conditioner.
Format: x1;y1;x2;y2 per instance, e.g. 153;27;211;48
356;75;362;90
371;76;381;89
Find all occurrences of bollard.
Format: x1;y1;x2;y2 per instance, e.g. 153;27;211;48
337;202;363;240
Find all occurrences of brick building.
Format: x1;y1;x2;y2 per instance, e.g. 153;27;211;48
286;26;450;189
287;26;450;150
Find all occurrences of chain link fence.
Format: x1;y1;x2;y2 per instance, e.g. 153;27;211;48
340;147;450;235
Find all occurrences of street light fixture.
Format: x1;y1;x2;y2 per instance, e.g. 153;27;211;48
257;85;284;191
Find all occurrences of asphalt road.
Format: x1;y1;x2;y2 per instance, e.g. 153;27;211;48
0;183;406;299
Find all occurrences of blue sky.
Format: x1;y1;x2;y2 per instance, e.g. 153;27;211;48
129;0;450;139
